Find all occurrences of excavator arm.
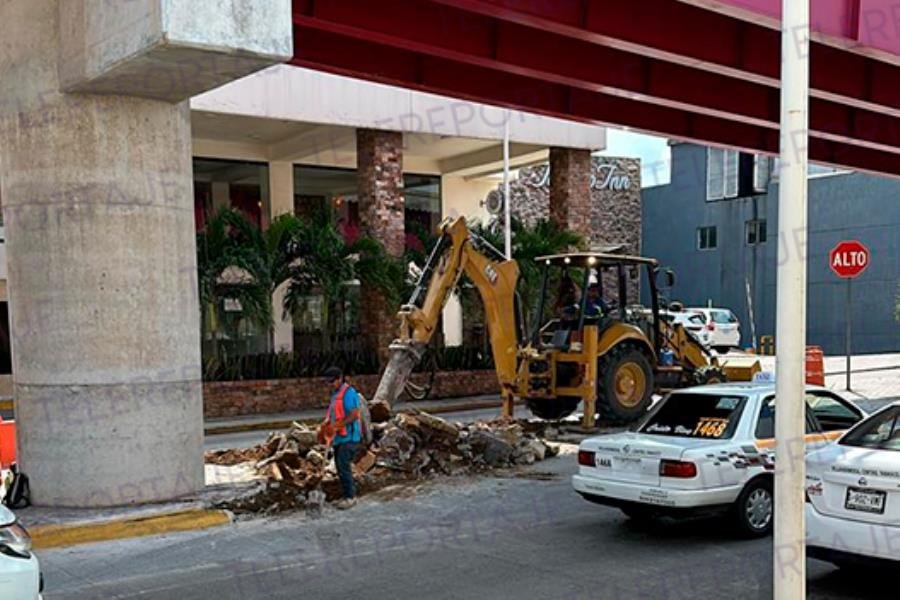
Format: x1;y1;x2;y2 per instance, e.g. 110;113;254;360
371;217;520;416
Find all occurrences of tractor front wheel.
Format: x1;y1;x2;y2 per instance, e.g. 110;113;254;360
597;345;654;423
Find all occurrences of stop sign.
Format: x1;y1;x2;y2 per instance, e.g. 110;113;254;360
829;240;870;278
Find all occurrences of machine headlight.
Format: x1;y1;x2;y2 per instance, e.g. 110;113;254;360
0;522;32;557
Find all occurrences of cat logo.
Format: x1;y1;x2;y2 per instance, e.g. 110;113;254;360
484;264;499;285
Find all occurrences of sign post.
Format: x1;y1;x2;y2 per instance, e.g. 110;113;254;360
829;240;870;391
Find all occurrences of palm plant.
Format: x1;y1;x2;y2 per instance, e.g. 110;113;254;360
282;209;403;350
196;207;273;359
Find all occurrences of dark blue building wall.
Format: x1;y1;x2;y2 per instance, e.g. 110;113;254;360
642;143;900;355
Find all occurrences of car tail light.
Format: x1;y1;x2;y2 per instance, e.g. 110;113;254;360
706;323;715;331
659;460;697;478
578;450;596;466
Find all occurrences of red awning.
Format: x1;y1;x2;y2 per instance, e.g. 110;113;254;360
290;0;900;177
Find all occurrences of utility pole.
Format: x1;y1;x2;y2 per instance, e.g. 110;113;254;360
774;1;809;598
503;113;512;259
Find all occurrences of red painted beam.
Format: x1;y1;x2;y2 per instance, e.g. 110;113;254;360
293;1;900;155
289;25;900;177
428;0;900;116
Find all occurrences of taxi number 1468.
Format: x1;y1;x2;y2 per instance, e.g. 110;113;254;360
693;418;729;438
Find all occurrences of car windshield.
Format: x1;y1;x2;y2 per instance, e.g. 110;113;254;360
687;314;705;325
712;310;737;324
639;393;747;439
840;406;900;452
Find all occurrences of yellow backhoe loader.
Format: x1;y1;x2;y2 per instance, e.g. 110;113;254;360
372;217;760;427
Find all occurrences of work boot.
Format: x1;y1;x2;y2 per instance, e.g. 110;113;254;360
335;497;357;510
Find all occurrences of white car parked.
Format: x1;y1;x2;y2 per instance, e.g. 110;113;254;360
806;401;900;568
0;505;41;599
688;308;741;352
573;383;865;537
661;310;711;346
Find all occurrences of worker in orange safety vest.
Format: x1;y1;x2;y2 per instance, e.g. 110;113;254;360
319;366;361;509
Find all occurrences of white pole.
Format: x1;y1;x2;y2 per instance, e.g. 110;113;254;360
503;113;512;259
774;1;809;599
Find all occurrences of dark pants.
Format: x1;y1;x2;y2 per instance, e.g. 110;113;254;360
334;442;358;499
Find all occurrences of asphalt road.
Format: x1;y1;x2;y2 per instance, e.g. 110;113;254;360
39;452;891;600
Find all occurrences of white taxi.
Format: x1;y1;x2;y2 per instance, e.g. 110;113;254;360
806;401;900;568
0;504;41;599
573;383;865;537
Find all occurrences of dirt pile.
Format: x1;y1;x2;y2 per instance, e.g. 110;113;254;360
206;411;558;515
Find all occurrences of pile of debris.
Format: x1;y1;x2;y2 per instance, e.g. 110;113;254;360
206;409;558;515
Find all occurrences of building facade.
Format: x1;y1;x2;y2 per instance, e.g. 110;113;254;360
643;142;900;355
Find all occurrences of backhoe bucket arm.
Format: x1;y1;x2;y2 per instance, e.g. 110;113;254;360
371;218;520;414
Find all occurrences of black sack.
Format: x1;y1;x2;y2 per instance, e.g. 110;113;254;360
3;465;31;509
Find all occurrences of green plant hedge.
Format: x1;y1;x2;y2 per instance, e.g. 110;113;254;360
202;345;494;382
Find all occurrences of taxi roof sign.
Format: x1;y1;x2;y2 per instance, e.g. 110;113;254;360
752;371;776;383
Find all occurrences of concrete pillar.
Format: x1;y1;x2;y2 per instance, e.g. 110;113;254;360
549;147;593;242
269;161;294;353
0;2;191;507
357;129;404;365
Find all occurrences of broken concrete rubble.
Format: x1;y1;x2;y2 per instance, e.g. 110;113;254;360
205;409;560;515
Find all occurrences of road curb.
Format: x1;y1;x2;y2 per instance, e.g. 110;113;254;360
204;399;509;436
29;508;232;550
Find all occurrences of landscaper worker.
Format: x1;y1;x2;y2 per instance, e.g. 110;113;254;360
319;366;361;509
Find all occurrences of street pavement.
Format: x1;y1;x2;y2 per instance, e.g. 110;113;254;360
40;452;891;600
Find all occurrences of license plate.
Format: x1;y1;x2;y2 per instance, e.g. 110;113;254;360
614;457;642;472
845;487;886;514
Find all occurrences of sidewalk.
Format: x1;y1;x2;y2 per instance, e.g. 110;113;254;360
204;394;505;435
753;352;900;412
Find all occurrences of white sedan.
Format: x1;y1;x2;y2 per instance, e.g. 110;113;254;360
573;383;865;537
806;401;900;568
0;505;41;599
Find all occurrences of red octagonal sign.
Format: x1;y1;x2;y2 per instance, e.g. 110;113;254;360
829;240;870;279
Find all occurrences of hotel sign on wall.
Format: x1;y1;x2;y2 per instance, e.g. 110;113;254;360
521;161;633;191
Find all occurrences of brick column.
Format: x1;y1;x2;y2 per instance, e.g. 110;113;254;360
357;129;405;366
549;147;593;243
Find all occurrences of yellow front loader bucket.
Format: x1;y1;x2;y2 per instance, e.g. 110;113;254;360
719;356;762;382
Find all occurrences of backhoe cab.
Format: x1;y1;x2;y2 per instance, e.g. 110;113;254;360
372;217;760;428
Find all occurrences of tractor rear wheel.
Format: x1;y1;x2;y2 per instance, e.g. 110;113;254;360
597;345;653;423
526;396;580;421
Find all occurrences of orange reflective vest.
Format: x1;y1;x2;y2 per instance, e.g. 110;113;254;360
327;384;350;437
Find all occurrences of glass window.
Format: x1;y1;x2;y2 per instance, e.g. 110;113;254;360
640;393;747;439
294;165;359;241
806;393;863;432
697;226;717;250
753;156;771;192
193;158;269;231
755;396;817;439
840;407;900;452
711;310;737;324
403;173;441;259
707;148;740;200
746;219;767;245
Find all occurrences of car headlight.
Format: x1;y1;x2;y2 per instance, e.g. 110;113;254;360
0;522;32;558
